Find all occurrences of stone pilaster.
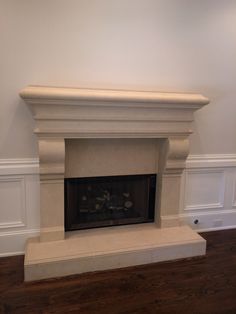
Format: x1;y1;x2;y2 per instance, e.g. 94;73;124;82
38;138;65;241
157;137;189;227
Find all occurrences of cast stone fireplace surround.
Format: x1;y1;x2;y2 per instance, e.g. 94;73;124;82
20;86;209;281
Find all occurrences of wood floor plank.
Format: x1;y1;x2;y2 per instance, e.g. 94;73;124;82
0;229;236;314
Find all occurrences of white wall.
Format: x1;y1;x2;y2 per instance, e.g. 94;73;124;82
1;1;236;256
1;0;236;157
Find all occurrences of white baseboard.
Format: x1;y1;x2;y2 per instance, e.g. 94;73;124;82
0;155;236;257
161;210;236;233
0;229;39;257
179;209;236;232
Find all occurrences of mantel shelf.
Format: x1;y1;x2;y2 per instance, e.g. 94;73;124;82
20;85;209;107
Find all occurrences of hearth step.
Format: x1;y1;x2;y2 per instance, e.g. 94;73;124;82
24;224;206;282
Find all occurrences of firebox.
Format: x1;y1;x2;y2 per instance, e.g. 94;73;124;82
65;174;156;231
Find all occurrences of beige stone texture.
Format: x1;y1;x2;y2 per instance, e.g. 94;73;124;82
20;86;209;281
65;138;159;178
25;224;206;281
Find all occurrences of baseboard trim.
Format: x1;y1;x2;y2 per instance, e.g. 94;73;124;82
161;210;236;233
0;251;25;257
197;225;236;233
0;229;40;257
180;209;236;232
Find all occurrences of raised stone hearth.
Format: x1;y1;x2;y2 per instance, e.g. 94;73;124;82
20;86;209;281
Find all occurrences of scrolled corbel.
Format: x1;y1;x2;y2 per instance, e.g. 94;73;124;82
159;137;190;174
38;138;65;179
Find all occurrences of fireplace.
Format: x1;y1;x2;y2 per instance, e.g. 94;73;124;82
65;174;156;231
20;86;209;281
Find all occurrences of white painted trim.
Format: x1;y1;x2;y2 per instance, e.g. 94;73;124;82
232;178;236;208
0;228;40;257
0;160;40;256
183;168;226;212
0;175;27;229
197;225;236;233
187;154;236;168
161;209;236;232
180;208;236;217
180;209;236;232
0;158;39;175
185;203;224;211
161;210;236;233
182;156;236;231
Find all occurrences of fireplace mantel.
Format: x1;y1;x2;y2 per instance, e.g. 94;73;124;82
20;86;208;138
20;86;209;281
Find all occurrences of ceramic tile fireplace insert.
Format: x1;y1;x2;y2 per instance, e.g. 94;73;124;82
20;86;209;281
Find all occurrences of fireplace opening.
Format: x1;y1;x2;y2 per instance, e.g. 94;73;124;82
65;174;156;231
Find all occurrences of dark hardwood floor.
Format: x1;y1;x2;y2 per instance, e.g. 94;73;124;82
0;229;236;314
